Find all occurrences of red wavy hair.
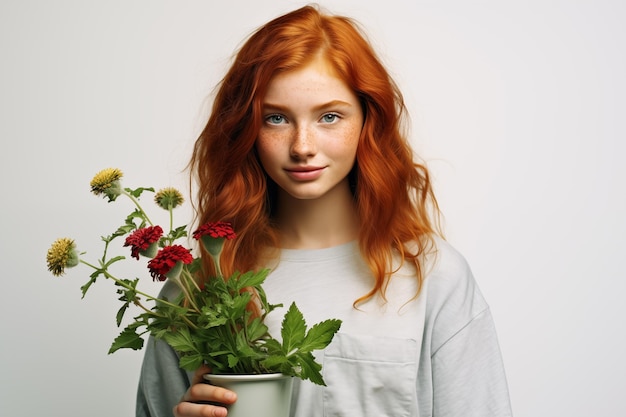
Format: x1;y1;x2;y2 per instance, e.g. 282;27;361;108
189;5;441;304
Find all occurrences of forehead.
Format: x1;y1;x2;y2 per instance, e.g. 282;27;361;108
263;56;354;103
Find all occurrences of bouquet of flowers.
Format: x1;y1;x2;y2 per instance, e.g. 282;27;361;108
46;168;341;385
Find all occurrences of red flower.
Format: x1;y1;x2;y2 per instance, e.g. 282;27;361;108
147;245;193;281
192;222;236;241
124;226;164;259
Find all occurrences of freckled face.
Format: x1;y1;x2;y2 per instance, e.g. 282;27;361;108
256;56;363;201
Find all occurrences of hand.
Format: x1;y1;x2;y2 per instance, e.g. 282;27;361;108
173;365;237;417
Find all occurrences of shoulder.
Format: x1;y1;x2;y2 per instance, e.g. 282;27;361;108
421;236;491;346
423;236;478;298
403;235;477;303
427;236;472;280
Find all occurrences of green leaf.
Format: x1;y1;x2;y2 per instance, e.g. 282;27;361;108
227;354;239;368
198;309;228;328
80;269;103;298
295;351;325;386
115;304;129;327
125;186;155;198
161;327;198;354
228;291;251;321
281;303;306;353
124;208;149;232
110;223;136;239
245;317;269;342
179;353;204;371
109;326;144;353
114;279;139;326
235;269;269;290
299;319;342;353
261;353;289;370
80;278;96;298
168;225;188;241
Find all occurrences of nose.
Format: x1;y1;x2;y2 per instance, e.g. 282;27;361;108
290;125;317;159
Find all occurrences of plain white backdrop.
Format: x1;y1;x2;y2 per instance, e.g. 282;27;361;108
1;0;625;416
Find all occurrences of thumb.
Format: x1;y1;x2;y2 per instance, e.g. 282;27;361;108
191;364;212;385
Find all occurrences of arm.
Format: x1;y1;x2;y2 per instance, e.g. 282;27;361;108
136;282;237;417
431;308;512;417
419;239;512;416
136;336;237;417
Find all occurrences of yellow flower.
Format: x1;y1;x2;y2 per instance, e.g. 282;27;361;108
154;187;184;209
46;238;79;276
90;168;124;201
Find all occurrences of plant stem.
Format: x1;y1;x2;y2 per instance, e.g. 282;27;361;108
79;259;181;311
122;190;153;226
176;269;201;312
169;205;174;237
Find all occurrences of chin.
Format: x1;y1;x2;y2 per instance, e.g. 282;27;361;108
278;185;329;201
286;191;327;200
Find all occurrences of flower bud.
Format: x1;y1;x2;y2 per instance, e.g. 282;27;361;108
90;168;124;202
124;226;164;260
147;245;193;282
192;222;236;257
140;241;159;259
154;187;184;210
47;238;79;276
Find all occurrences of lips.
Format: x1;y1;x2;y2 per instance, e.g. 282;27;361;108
285;166;325;181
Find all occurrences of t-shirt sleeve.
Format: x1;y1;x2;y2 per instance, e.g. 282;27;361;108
420;239;512;417
136;336;191;417
431;308;512;416
136;281;192;417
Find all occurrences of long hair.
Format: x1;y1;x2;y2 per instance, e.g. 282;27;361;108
189;5;441;304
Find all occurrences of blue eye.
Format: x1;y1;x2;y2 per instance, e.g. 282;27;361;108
266;114;285;124
321;113;338;123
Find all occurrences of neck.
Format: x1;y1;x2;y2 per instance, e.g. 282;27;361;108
274;181;359;249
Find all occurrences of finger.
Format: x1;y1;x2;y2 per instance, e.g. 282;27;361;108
190;365;212;386
184;382;237;404
173;401;228;417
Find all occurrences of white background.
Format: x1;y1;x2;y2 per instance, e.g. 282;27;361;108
1;0;625;416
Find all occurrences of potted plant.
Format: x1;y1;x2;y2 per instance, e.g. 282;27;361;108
46;168;342;417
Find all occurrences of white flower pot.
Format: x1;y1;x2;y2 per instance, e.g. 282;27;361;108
204;373;294;417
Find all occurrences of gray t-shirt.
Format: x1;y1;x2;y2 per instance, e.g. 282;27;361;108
136;237;512;417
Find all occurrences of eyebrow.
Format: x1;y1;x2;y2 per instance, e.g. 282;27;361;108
261;100;354;112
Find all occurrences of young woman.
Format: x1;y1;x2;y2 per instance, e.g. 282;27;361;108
136;5;512;417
